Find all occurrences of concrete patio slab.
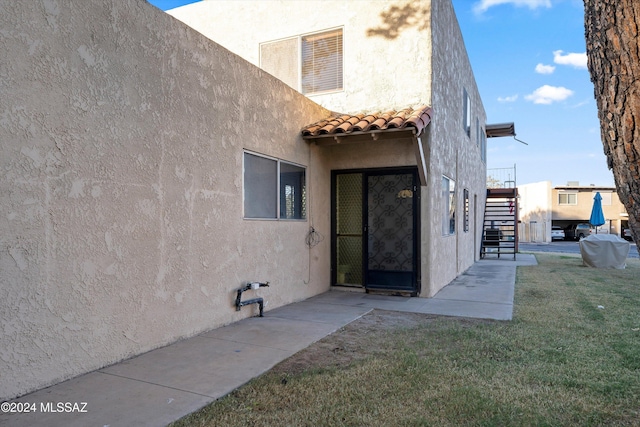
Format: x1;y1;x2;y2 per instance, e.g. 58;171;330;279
1;254;536;427
100;336;291;397
417;298;515;320
200;316;349;353
264;300;372;325
433;265;516;303
0;370;212;427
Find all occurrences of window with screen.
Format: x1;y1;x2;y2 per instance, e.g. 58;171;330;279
463;88;471;137
443;176;456;235
244;152;306;220
558;192;577;205
280;162;306;219
244;153;278;219
480;126;486;162
464;189;470;232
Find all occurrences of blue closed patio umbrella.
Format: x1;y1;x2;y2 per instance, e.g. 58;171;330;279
589;192;606;233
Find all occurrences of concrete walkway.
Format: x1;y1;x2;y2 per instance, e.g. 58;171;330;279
1;254;537;427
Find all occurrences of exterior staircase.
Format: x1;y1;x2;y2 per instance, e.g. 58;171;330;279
481;188;518;260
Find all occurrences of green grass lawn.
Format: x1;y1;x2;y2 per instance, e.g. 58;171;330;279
172;254;640;426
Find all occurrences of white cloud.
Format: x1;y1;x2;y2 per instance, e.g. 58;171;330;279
535;63;555;74
570;100;590;108
498;94;519;102
525;85;574;104
473;0;551;14
553;50;588;69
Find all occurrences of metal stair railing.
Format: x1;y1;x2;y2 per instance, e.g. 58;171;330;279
481;189;518;260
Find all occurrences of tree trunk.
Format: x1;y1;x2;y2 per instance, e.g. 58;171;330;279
584;0;640;243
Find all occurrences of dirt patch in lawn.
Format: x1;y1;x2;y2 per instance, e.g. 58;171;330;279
269;309;490;378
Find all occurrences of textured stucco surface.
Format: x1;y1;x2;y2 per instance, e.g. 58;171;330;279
551;186;626;237
0;0;330;400
170;0;488;298
519;182;627;241
427;0;487;295
169;0;432;114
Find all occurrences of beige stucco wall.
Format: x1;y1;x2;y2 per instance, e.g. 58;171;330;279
552;186;627;236
0;0;331;401
426;0;486;295
516;183;629;240
170;0;487;297
169;0;433;114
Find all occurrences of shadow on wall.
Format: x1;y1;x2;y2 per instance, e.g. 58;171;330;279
366;1;431;39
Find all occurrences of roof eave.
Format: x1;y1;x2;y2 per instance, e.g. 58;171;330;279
302;127;418;145
486;122;516;138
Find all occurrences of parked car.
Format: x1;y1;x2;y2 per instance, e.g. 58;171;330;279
565;223;593;240
551;226;565;241
623;228;634;241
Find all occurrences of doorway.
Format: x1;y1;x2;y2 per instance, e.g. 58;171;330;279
332;167;420;295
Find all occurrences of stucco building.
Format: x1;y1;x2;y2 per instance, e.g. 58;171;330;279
170;0;490;295
1;0;491;400
553;183;628;236
518;181;628;242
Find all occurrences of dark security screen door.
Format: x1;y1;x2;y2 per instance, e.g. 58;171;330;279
333;168;419;295
366;172;417;293
334;173;364;288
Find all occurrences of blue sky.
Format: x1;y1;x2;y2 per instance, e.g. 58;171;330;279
147;0;614;187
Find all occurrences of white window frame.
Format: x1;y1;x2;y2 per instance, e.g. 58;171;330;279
259;28;344;96
243;151;307;221
301;28;344;95
558;191;578;205
480;127;487;163
463;189;470;232
443;175;456;236
463;88;471;138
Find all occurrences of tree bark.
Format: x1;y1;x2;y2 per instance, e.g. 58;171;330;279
584;0;640;242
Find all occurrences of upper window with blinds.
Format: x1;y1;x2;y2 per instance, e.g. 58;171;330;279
301;29;343;95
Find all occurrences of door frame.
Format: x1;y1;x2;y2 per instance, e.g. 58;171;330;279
331;166;421;296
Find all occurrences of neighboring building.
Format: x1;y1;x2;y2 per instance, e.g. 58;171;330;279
170;0;492;294
553;183;628;236
1;0;494;400
518;181;627;242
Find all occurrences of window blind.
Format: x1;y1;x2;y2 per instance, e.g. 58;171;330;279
301;29;343;94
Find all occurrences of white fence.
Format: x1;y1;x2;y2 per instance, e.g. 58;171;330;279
519;222;547;243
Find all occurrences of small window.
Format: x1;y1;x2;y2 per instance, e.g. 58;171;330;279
463;89;471;137
558;192;577;205
595;191;612;206
244;153;277;219
463;189;470;232
244;152;306;220
480;127;486;163
280;162;306;219
260;37;299;90
443;176;456;235
301;29;343;94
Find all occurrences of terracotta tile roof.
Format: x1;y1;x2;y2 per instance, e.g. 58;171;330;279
301;106;433;138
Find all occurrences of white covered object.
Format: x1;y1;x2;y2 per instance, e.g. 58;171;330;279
579;234;630;269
